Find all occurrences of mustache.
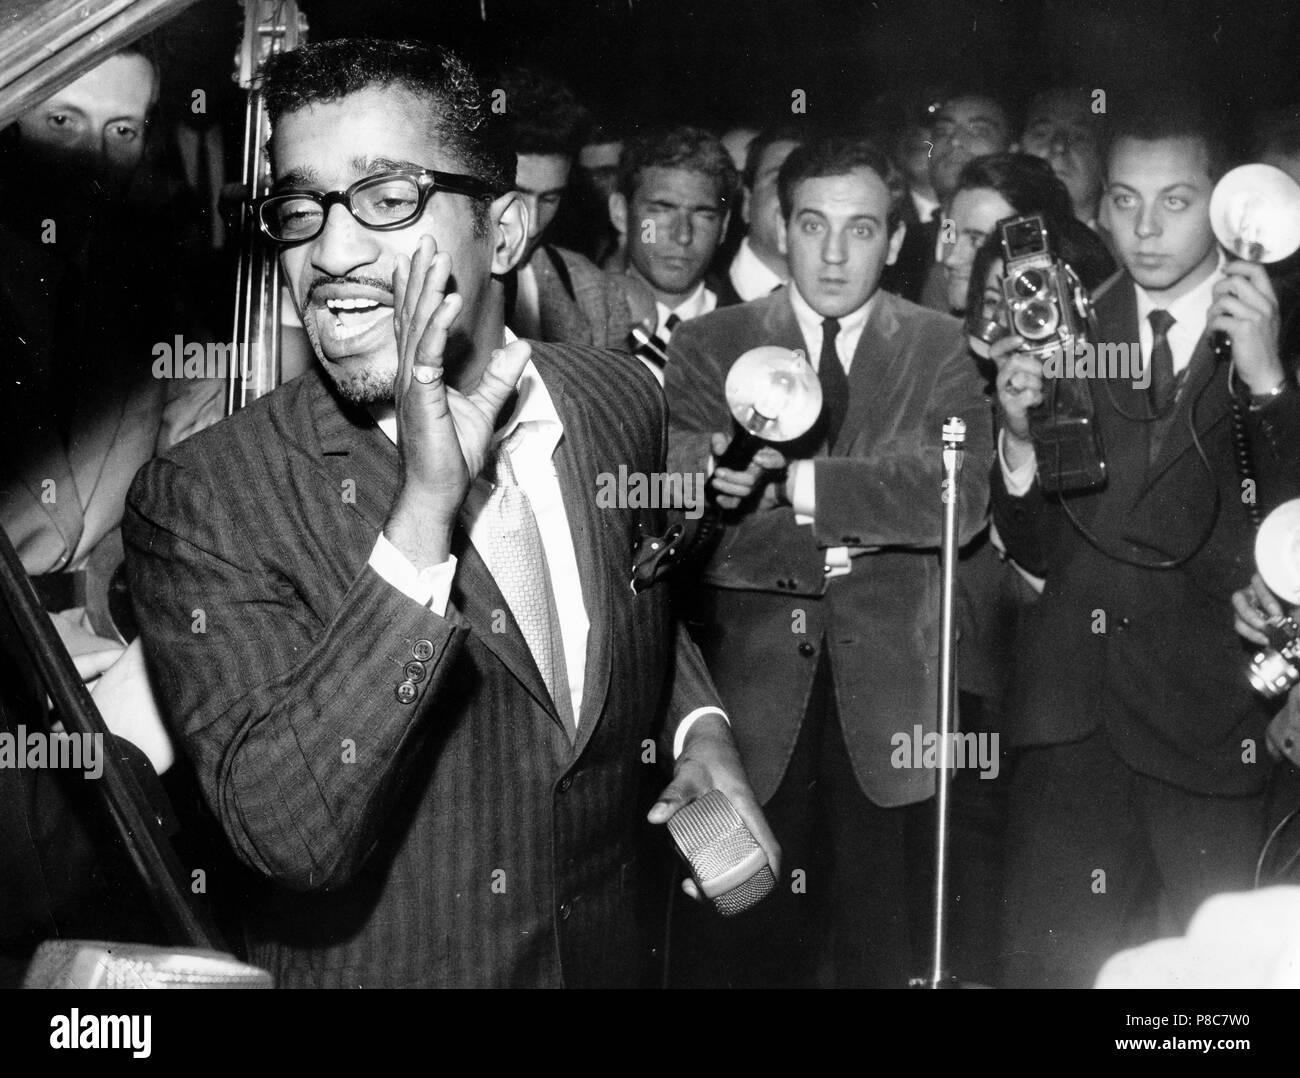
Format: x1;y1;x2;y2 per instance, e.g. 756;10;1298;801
305;275;394;304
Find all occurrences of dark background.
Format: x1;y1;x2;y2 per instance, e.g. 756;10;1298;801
156;0;1300;138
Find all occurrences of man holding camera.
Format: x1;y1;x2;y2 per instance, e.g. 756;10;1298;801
992;89;1300;988
664;136;993;987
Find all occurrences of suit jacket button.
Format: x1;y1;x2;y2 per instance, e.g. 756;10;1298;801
404;660;427;682
558;775;573;793
395;680;418;704
412;639;435;661
798;642;815;656
559;901;572;921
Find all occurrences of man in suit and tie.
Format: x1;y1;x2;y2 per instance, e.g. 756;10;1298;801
664;136;993;987
609;126;741;382
123;37;774;989
992;89;1300;988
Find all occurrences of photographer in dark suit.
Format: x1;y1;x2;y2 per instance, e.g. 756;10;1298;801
664;136;993;987
992;88;1300;988
123;38;774;989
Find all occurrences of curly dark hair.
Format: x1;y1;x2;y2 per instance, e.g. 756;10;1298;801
616;125;739;208
494;66;588;160
261;38;514;235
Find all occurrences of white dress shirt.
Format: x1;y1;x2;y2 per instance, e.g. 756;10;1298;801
1000;254;1225;496
639;280;719;386
366;333;724;753
911;189;940;225
728;237;786;302
784;284;879;576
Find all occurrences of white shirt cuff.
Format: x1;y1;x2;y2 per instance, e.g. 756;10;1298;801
370;533;456;616
998;428;1038;497
790;459;816;523
673;706;730;759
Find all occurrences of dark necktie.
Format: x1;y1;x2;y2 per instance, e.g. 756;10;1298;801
818;317;849;447
1147;308;1177;417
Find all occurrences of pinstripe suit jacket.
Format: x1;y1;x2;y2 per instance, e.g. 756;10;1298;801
123;343;719;988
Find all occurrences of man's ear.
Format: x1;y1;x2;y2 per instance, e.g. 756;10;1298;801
609;191;629;238
489;190;529;275
885;220;907;266
777;218;789;257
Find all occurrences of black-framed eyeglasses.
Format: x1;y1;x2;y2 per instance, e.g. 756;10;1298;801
255;168;496;244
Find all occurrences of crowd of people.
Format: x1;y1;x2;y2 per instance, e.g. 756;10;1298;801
4;29;1300;990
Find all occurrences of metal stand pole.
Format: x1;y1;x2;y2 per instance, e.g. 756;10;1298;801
929;416;966;988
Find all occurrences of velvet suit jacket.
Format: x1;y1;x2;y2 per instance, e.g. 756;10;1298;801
664;288;993;807
992;271;1300;795
123;343;720;988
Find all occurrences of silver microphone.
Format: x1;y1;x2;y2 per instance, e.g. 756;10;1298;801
667;790;776;916
23;940;273;989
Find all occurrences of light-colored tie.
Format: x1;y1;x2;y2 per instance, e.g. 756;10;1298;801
482;431;575;730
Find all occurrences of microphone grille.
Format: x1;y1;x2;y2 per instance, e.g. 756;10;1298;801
667;790;776;916
23;940;273;989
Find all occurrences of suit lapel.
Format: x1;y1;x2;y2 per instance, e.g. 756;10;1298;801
1091;273;1232;500
1138;332;1230;495
306;370;561;727
540;356;616;758
836;292;904;454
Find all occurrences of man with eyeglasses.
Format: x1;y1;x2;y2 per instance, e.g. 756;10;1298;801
122;37;773;990
917;91;1018;311
1020;86;1107;230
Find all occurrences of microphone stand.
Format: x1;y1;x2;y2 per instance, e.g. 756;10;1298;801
927;417;965;988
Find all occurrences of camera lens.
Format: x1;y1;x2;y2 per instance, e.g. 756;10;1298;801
1011;269;1045;299
1014;300;1058;339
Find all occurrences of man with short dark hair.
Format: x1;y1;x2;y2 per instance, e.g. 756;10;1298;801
123;38;773;989
993;88;1300;988
725;125;804;302
665;135;993;987
496;67;634;349
610;126;739;380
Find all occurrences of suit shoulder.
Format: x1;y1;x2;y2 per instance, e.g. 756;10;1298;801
672;295;772;347
1092;269;1128;304
549;245;601;277
531;341;664;419
882;291;964;341
152;373;313;474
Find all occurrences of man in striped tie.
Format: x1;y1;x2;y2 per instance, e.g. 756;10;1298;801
609;126;741;384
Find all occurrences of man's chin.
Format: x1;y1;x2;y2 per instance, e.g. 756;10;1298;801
321;357;398;406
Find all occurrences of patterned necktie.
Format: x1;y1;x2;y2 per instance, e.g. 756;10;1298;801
481;432;575;731
818;316;849;447
1147;308;1177;417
